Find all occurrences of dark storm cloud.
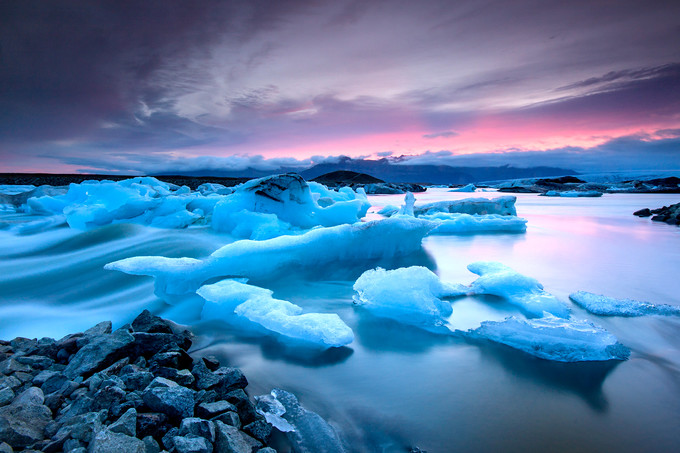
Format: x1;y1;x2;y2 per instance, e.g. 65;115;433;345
0;0;310;141
401;131;680;172
1;0;680;173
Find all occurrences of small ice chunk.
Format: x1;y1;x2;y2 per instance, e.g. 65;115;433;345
377;205;399;217
397;192;415;216
466;262;570;318
198;280;354;348
268;388;346;453
468;315;630;362
448;183;476;192
353;266;466;329
544;190;603;197
420;213;527;234
254;394;296;432
569;291;680;317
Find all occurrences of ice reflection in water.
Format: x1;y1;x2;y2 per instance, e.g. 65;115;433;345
0;190;679;452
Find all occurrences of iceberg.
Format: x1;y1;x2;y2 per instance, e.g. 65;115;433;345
420;213;527;234
212;174;370;238
466;262;570;318
256;389;346;453
199;280;353;348
468;315;630;362
24;177;203;230
569;291;680;317
414;196;518;217
353;266;466;330
106;217;434;300
378;196;518;218
448;183;476;192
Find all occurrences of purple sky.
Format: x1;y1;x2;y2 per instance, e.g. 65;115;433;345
1;0;679;174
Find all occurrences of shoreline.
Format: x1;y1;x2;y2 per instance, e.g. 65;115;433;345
0;310;280;453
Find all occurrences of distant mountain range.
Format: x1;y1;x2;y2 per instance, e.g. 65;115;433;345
160;157;576;184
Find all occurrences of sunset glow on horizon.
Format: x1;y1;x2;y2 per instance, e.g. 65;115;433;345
1;0;679;174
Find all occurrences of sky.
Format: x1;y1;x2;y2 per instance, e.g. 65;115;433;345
1;0;679;174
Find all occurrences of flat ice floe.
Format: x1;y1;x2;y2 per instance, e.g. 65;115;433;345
569;291;680;317
468;315;631;362
419;213;527;234
378;194;527;235
353;266;466;330
466;262;570;318
543;190;603;197
106;217;434;301
198;280;353;348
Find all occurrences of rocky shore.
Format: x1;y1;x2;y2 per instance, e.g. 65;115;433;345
0;311;277;453
634;202;680;226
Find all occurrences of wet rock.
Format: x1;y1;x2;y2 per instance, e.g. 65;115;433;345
196;401;237;419
179;417;216;443
214;421;252;453
109;408;137;437
120;370;154;392
131;310;174;334
142;435;160;453
63;329;134;379
90;429;146;453
0;387;52;448
212;411;241;429
135;412;168;440
0;388;14;407
142;385;194;420
244;419;272;442
0;358;31;375
173;435;212;453
16;355;53;370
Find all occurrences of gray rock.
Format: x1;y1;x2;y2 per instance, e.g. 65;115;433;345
58;395;94;420
240;431;263;451
197;401;237;419
214;421;252;453
63;329;134;379
212;412;241;429
192;361;221;390
0;358;31;374
0;388;51;448
0;377;19;391
63;438;85;451
162;427;179;451
175;369;195;387
16;355;53;370
63;411;104;443
172;435;212;453
12;372;33;384
243;420;272;442
120;371;154;391
136;412;169;439
131;310;174;334
41;373;69;395
213;368;248;396
0;441;12;453
90;429;146;453
257;448;277;453
109;408;137;437
9;338;37;355
142;385;194;419
32;370;61;386
201;356;220;371
93;385;126;411
146;377;177;389
179;418;216;443
84;321;113;337
142;435;160;453
0;388;13;407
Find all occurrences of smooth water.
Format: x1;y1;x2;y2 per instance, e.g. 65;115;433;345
1;189;679;452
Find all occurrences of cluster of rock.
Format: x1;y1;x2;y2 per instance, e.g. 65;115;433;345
634;202;680;226
311;171;426;194
0;311;277;453
497;176;680;195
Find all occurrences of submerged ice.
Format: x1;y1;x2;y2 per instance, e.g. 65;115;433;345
466;262;570;318
469;315;630;362
198;280;353;348
569;291;680;317
353;266;466;329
